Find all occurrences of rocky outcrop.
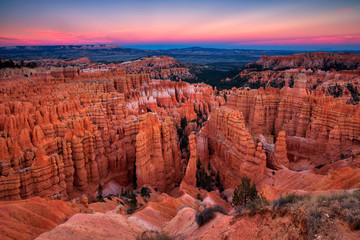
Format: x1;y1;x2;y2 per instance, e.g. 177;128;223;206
268;131;289;169
204;107;267;188
1;53;359;205
227;74;360;166
135;114;182;192
113;73;151;96
180;133;197;193
251;52;360;71
0;196;77;240
230;52;360;105
119;56;195;81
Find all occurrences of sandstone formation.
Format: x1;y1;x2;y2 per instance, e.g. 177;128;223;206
231;52;360;104
252;52;360;71
0;63;222;200
118;56;195;81
1;52;360;240
203;107;267;188
179;133;200;196
227;74;360;167
0;196;77;240
135;114;182;192
268;131;290;169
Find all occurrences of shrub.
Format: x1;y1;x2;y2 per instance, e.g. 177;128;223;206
271;190;360;237
273;193;305;208
307;206;323;239
236;195;269;216
345;214;360;230
140;187;151;198
195;205;227;227
127;208;135;214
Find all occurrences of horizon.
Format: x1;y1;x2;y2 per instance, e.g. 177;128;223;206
1;44;360;52
0;0;359;51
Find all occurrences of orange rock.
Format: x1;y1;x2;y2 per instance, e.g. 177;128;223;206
269;131;289;169
181;133;197;188
205;107;267;188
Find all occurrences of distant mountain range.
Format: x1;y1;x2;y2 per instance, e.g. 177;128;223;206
0;45;359;70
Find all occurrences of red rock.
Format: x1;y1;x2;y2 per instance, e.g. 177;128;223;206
205;107;267;188
269;131;289;169
181;133;197;188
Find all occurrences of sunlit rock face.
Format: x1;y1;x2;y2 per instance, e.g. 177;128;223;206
232;52;360;104
118;55;196;80
226;74;360;167
254;52;360;70
203;106;267;188
0;53;359;204
0;61;224;200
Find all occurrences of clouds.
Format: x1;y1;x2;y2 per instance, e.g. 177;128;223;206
233;35;360;46
0;1;359;48
334;6;360;12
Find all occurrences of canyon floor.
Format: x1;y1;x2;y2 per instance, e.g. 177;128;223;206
0;52;359;239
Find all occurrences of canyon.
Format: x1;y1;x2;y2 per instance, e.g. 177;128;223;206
0;52;359;239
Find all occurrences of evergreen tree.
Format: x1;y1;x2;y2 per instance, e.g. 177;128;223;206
232;176;258;206
97;183;104;201
215;172;223;192
181;116;188;129
140;186;150;197
132;162;137;189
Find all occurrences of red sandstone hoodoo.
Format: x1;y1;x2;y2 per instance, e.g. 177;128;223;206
0;54;359;240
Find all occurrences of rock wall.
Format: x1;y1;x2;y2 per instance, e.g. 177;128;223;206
0;66;221;200
118;56;195;80
253;52;360;70
227;74;360;165
204;106;267;188
135;114;182;192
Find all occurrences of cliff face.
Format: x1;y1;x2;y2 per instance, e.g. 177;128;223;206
118;56;196;81
135;114;182;192
253;52;360;71
203;107;267;188
231;52;360;104
227;74;360;167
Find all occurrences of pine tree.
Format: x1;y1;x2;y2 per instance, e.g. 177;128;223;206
132;162;137;189
232;176;258;206
97;183;104;201
249;183;258;201
197;158;201;170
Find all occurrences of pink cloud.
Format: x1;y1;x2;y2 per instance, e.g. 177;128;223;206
25;29;114;45
234;35;360;46
336;8;354;12
334;6;360;13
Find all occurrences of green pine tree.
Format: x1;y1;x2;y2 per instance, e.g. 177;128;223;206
97;183;104;201
232;176;258;206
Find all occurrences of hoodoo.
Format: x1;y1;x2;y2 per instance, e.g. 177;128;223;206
0;52;359;240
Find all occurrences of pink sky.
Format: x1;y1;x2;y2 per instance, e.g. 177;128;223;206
0;1;359;48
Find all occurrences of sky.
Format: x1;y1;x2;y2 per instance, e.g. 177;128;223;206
0;0;359;50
